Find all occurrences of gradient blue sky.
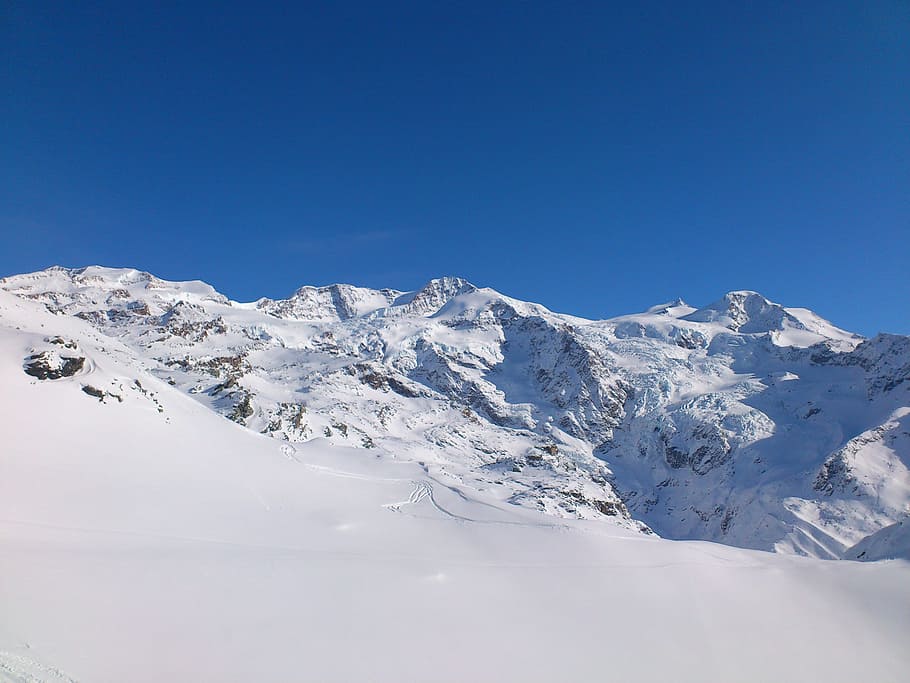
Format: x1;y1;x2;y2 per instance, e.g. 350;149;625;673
2;1;908;334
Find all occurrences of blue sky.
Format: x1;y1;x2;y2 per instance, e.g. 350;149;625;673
2;1;908;334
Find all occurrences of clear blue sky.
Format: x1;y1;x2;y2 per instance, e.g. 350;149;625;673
2;1;908;334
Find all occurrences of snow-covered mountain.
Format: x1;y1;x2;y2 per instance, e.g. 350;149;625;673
3;265;909;561
2;276;909;682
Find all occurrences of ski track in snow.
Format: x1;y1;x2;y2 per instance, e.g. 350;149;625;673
300;452;568;528
279;443;300;462
383;480;432;512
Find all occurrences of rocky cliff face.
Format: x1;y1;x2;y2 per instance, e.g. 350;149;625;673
4;265;908;557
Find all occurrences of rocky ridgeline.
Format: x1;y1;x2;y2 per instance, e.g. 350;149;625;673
3;266;909;558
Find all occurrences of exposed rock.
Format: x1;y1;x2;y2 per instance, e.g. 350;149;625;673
81;385;105;400
24;352;85;380
229;393;254;424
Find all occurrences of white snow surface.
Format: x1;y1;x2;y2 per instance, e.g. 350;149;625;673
845;514;910;561
1;279;909;681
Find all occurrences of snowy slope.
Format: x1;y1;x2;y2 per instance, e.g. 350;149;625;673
845;516;910;561
2;287;909;682
2;266;909;560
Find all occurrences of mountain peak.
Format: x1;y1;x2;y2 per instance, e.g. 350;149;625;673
392;276;478;316
259;282;399;321
1;265;227;307
682;290;791;333
646;297;692;315
677;290;860;348
418;276;476;293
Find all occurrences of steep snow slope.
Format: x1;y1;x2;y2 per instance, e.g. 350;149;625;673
845;515;910;561
2;289;909;682
2;266;908;559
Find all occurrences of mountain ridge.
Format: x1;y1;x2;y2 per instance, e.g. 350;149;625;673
11;264;860;331
2;265;908;559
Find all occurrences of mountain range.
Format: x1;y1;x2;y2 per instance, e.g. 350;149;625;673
4;265;908;561
3;264;910;681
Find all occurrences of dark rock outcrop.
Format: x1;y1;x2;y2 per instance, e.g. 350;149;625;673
24;352;85;380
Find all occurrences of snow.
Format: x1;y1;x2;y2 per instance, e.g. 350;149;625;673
846;515;910;561
1;267;909;561
680;290;861;348
1;290;909;682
